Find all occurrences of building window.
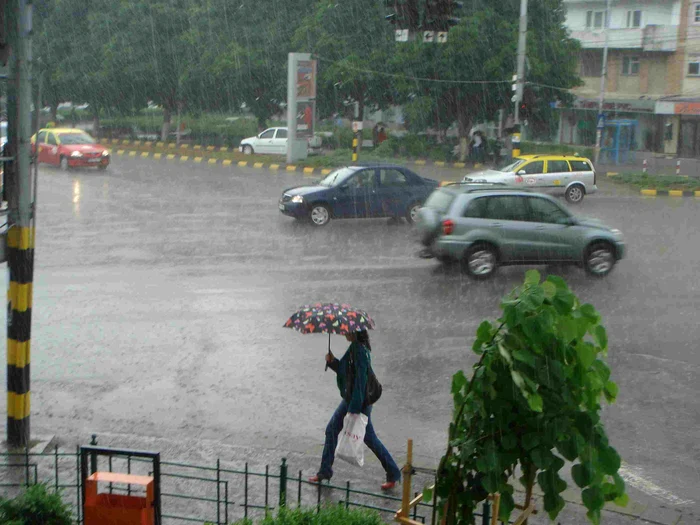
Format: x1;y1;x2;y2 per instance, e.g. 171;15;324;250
580;52;603;77
622;56;640;76
689;61;700;76
586;10;607;29
627;10;642;28
695;4;700;23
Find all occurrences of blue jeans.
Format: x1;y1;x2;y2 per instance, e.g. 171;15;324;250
318;400;402;482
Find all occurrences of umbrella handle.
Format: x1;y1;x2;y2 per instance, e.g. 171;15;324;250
324;333;331;372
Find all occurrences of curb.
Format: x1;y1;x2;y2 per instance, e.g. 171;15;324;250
606;172;700;198
100;138;470;170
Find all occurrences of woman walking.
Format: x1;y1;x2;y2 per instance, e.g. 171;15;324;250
309;330;401;490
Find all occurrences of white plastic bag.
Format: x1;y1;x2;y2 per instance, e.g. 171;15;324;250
335;413;368;467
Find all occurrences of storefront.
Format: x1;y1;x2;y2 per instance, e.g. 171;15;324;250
655;100;700;158
556;98;658;151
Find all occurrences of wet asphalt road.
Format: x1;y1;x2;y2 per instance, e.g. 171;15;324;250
3;157;699;512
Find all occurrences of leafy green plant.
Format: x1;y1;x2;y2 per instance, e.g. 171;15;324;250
430;271;626;525
0;484;74;525
226;505;384;524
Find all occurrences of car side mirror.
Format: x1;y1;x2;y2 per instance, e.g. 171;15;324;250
558;217;575;226
517;170;526;175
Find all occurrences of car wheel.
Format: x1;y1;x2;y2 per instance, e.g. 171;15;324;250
405;201;422;224
462;243;498;279
60;156;69;171
243;145;254;155
565;184;585;204
309;204;331;227
584;242;616;277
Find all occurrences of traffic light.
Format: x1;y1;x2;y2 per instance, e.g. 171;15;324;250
423;0;463;32
384;0;420;31
519;103;530;120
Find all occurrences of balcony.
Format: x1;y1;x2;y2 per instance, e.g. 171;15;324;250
570;25;678;52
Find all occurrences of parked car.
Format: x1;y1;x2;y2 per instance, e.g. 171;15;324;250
462;154;597;204
415;184;624;279
31;128;110;170
240;127;322;155
279;163;439;226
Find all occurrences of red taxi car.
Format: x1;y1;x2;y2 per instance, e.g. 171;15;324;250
31;128;110;170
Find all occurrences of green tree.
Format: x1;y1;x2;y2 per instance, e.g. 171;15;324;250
293;0;397;122
391;0;580;159
430;271;627;525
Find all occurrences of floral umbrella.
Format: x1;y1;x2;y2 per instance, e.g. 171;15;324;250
284;303;375;370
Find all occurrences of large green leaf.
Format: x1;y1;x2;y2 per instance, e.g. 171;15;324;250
527;392;544;412
572;463;593;488
524;269;541;285
593;325;608;349
451;370;467;395
582;486;605;513
598;446;621;475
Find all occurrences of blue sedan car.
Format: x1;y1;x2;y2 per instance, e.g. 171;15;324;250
278;164;439;226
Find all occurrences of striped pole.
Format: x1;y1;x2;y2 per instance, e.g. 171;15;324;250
512;131;521;157
6;0;35;447
642;159;647;174
352;134;359;163
676;160;681;176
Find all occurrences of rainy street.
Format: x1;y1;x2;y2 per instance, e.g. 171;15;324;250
8;157;698;513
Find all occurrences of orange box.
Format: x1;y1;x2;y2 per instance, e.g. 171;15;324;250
84;472;155;525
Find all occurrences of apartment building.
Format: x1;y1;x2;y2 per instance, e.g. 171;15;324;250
558;0;700;157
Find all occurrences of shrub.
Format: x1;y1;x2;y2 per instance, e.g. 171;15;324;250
228;506;384;525
0;484;74;525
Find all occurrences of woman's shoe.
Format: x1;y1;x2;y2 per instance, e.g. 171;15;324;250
381;480;398;491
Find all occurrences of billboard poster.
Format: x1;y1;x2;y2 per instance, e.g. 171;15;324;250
296;100;315;138
296;60;317;99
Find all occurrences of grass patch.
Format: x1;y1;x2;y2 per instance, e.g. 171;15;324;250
227;506;385;524
608;172;700;191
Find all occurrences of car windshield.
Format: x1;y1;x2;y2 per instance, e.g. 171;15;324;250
318;167;358;187
57;132;96;145
497;158;526;172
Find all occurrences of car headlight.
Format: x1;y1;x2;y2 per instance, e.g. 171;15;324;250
102;150;110;156
610;228;622;237
70;151;83;157
291;195;304;204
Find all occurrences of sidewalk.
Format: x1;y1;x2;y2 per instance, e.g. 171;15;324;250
3;430;692;524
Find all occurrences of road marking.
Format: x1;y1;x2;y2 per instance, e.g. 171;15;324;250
117;150;125;155
156;142;165;148
414;160;426;165
321;169;331;175
193;145;202;150
619;464;694;506
207;158;217;165
168;143;176;149
166;154;175;160
696;190;700;197
111;139;119;144
180;144;189;149
206;146;215;151
254;162;264;168
153;153;162;159
269;164;280;170
144;141;153;148
286;165;297;171
140;152;149;158
434;161;445;167
668;190;683;197
193;157;203;163
222;160;232;166
303;167;315;174
180;156;189;161
238;161;248;167
641;189;657;196
122;140;130;145
220;147;229;152
607;172;619;176
128;151;137;157
100;138;108;144
453;162;466;168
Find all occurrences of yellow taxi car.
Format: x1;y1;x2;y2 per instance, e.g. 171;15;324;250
462;154;597;203
31;128;110;171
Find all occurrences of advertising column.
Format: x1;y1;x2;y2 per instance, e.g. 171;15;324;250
287;53;317;164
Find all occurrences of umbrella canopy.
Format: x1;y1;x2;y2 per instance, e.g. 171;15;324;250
284;303;375;335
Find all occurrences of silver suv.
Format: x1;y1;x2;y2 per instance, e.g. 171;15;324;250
415;184;625;279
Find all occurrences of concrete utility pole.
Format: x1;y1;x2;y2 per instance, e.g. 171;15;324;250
595;0;612;164
512;0;528;156
5;0;35;448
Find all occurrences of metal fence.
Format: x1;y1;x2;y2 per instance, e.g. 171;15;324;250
0;442;492;524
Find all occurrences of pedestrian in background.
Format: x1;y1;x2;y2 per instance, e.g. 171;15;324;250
309;330;401;490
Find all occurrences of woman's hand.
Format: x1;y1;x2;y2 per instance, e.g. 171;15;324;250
325;351;335;364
